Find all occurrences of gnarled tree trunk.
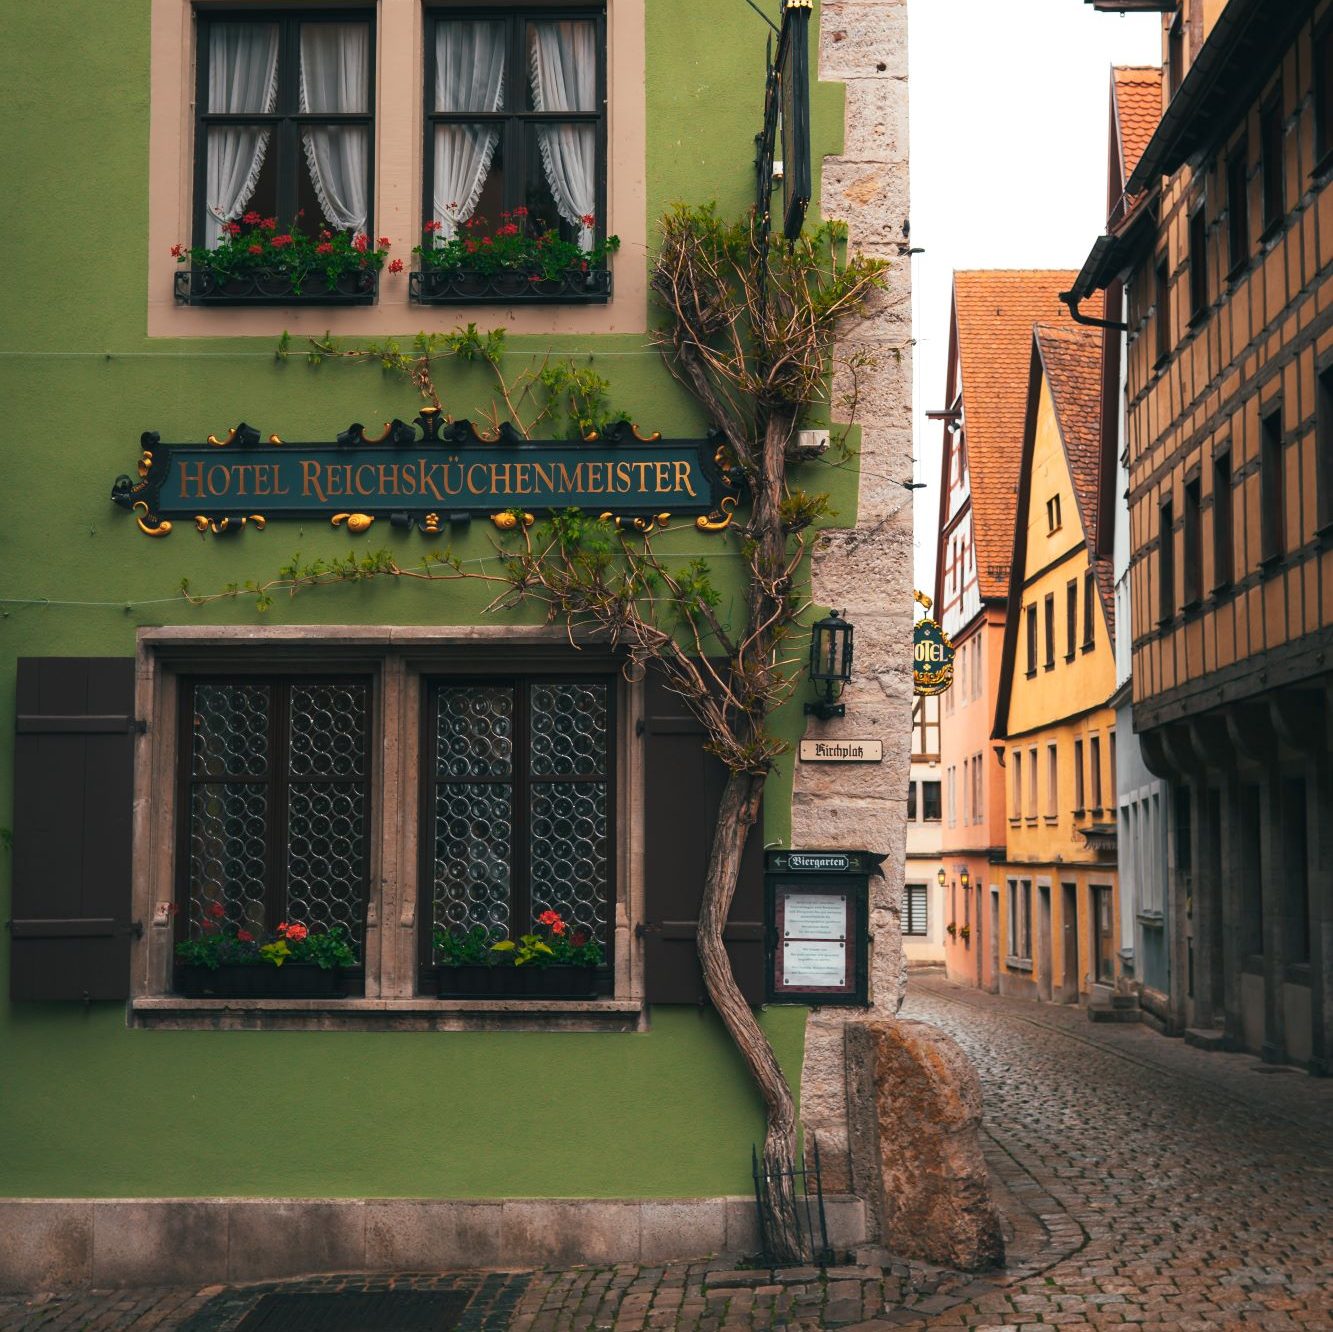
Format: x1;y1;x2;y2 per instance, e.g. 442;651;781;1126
696;767;809;1263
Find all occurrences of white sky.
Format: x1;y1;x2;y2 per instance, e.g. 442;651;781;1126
906;0;1162;597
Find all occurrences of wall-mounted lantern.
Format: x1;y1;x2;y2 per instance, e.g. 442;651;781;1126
936;867;947;889
805;610;854;720
959;867;970;891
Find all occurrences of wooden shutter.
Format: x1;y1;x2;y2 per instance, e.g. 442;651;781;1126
641;663;765;1005
10;659;137;1001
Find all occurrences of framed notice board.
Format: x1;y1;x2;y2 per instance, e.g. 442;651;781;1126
764;850;880;1006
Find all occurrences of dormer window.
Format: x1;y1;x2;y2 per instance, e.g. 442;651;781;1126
1046;495;1062;533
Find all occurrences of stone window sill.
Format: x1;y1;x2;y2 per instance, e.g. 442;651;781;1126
130;995;646;1032
1005;956;1033;972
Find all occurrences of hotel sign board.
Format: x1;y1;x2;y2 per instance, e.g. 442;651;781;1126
913;617;956;696
798;739;883;763
112;411;744;538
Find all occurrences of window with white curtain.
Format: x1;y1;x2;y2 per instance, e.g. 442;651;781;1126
193;13;374;246
425;9;606;248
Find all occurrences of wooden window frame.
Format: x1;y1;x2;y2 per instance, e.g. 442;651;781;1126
1212;447;1234;590
1187;198;1208;324
1260;87;1285;239
1025;604;1038;677
1045;742;1059;822
422;5;608;254
416;671;618;994
1154;253;1171;366
1317;16;1333;172
192;9;377;250
1260;406;1285;565
173;673;375;992
921;779;942;823
1089;733;1103;814
1226;138;1249;278
1182;473;1203;608
1082;569;1097;650
1065;578;1078;660
1158;496;1175;623
1317;362;1333;536
1074;737;1085;815
1043;592;1056;671
125;627;645;1030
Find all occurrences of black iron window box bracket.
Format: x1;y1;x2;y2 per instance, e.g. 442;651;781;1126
409;268;611;305
174;269;379;306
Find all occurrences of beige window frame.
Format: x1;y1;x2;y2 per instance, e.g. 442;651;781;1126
146;0;647;338
127;625;645;1031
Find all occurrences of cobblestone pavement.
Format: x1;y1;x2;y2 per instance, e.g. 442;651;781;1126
3;974;1331;1330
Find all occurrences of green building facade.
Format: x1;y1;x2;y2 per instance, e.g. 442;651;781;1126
0;0;911;1284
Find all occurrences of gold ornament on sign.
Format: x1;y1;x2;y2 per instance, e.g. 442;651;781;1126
696;495;738;533
331;513;374;533
490;512;535;530
132;502;171;537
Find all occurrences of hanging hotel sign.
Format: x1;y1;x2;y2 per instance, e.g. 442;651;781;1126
913;617;955;696
111;409;746;538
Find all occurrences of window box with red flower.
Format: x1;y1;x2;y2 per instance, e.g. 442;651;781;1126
174;910;356;998
433;912;603;998
409;213;617;305
172;215;402;305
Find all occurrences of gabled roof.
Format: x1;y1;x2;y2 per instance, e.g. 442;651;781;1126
941;271;1079;604
992;323;1115;741
1111;66;1161;217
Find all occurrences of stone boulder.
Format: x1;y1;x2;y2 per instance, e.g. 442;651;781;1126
844;1018;1004;1271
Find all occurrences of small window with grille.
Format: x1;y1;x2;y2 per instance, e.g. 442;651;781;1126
175;677;373;988
421;675;614;989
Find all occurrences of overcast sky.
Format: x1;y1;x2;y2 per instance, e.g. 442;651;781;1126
906;0;1162;597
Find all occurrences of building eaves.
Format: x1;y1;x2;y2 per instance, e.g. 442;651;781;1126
1125;0;1316;197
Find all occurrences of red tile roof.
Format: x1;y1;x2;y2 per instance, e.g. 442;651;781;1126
952;270;1080;600
1112;66;1162;217
1034;323;1115;641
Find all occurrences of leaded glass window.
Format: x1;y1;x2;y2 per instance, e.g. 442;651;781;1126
177;677;372;961
425;676;613;969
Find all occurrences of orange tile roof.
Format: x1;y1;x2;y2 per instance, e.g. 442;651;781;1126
1033;323;1115;641
1112;66;1162;215
952;270;1080;600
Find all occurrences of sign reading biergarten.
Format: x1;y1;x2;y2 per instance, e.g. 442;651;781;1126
112;409;745;539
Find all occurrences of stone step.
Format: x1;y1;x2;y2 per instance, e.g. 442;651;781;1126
1110;993;1140;1010
1184;1026;1229;1051
1087;1003;1141;1023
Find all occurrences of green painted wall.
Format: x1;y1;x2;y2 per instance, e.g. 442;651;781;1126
0;0;852;1199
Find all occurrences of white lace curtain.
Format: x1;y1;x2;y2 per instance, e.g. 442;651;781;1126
529;20;597;249
204;23;279;246
299;23;370;235
432;21;506;238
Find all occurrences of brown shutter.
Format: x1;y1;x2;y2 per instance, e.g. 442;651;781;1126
9;659;138;1001
641;663;765;1004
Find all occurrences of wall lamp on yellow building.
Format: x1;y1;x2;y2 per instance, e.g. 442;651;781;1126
959;868;970;890
936;867;947;889
804;610;854;720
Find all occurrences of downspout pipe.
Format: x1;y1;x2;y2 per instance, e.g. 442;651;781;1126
1059;288;1127;332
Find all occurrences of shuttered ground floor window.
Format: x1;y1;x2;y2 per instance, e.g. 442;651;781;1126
421;677;614;987
11;640;769;1020
902;883;927;936
177;677;373;987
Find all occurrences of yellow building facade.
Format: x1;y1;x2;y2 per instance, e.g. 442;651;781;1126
993;325;1121;1005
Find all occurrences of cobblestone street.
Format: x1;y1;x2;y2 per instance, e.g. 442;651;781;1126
3;974;1330;1331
